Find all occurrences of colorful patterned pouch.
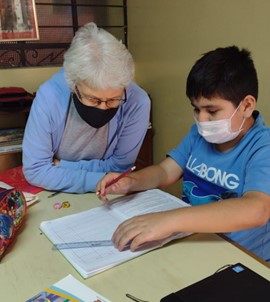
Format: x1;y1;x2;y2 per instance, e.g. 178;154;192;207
0;188;26;260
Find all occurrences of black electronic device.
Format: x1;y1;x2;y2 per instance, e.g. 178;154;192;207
160;263;270;302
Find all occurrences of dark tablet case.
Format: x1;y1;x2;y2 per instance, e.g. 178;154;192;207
160;263;270;302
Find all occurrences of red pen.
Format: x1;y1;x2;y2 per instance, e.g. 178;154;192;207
97;166;136;195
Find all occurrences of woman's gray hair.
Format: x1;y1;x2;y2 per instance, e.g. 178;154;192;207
63;22;135;91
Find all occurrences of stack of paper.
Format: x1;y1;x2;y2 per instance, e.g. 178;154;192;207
40;189;191;278
0;128;24;153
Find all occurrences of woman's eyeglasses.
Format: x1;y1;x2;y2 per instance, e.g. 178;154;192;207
75;86;126;108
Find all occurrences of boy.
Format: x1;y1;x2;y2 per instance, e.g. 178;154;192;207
97;46;270;263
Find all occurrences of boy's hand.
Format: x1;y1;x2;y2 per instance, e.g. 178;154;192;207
96;172;120;203
96;172;133;203
112;211;175;252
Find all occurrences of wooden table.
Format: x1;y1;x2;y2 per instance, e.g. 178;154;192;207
1;190;270;302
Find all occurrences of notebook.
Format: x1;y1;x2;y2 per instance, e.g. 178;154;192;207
40;189;192;278
160;263;270;302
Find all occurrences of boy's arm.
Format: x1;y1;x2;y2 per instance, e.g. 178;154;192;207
96;157;183;200
113;190;270;251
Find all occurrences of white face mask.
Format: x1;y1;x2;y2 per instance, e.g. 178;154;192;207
195;103;246;144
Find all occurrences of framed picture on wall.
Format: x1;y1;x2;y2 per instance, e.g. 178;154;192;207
0;0;39;41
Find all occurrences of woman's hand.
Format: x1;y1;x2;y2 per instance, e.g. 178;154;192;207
53;156;60;166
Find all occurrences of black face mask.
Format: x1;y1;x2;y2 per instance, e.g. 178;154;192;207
73;93;119;128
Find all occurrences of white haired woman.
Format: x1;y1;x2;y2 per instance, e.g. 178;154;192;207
23;22;150;193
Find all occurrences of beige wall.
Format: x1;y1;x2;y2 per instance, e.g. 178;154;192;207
1;67;60;93
127;0;270;196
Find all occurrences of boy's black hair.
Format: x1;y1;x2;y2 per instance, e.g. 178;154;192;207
186;46;258;106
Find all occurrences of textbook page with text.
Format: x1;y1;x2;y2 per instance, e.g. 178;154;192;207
40;189;191;278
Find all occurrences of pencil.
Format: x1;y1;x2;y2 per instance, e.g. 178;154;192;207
48;191;61;198
97;166;136;195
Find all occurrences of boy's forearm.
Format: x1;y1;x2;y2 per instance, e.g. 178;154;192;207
129;165;167;192
165;193;270;234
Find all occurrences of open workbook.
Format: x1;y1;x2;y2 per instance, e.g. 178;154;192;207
40;189;191;279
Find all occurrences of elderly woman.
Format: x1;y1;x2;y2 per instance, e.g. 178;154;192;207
22;22;150;193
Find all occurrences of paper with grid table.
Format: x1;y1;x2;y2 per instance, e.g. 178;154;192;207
40;189;191;278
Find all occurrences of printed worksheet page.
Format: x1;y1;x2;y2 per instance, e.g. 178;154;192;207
40;189;190;278
110;189;189;219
